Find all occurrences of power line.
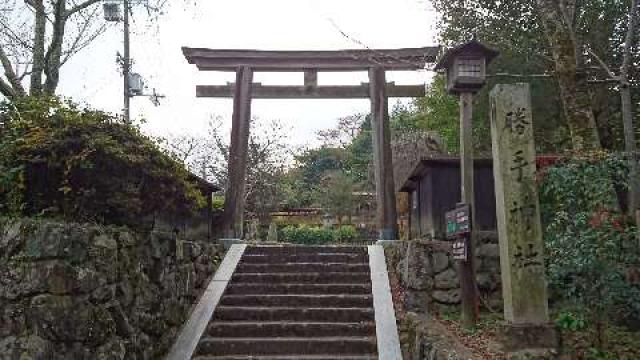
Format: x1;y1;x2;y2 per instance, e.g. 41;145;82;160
325;16;435;69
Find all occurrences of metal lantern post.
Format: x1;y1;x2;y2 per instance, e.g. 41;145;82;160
122;0;131;123
435;40;499;327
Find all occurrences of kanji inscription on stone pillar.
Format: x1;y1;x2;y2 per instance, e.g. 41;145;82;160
490;83;549;325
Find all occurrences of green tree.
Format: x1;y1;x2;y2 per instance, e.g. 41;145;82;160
344;115;374;189
430;0;639;152
279;146;348;209
317;171;355;225
391;76;460;153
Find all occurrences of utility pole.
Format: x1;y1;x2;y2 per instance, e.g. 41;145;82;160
123;0;131;124
104;0;163;121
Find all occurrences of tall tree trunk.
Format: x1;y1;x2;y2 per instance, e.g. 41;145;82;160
44;0;67;95
30;0;47;96
537;0;601;150
620;0;640;239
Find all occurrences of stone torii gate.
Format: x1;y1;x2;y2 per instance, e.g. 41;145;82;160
182;46;439;240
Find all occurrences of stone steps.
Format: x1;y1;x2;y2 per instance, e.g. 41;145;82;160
206;321;376;337
241;253;369;264
193;355;378;359
193;245;378;358
236;262;370;273
243;246;367;255
195;337;377;356
224;283;372;295
232;272;371;283
219;294;373;308
213;306;375;322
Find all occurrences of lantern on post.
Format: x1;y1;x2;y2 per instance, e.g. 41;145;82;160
434;40;499;327
102;0;122;22
435;40;499;95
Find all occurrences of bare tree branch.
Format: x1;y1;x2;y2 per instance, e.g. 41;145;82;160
0;20;34;50
0;76;17;98
17;68;33;81
0;43;26;96
586;48;619;81
2;0;174;97
64;0;101;20
60;7;107;66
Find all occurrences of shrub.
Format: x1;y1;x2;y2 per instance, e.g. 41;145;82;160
334;225;357;243
278;225;359;244
0;97;205;226
539;151;640;346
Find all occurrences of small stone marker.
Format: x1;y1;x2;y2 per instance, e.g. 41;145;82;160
490;83;548;324
267;222;278;242
490;84;556;358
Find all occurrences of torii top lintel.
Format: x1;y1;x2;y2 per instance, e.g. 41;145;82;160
182;46;440;72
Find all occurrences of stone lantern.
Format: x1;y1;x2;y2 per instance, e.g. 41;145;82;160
435;40;499;95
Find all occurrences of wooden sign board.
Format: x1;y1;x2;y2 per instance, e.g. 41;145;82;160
452;238;468;261
445;204;472;239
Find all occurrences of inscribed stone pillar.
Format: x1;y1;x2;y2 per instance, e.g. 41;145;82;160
222;66;253;239
369;67;398;240
489;84;549;325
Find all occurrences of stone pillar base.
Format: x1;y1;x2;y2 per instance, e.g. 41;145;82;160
499;323;558;359
218;238;245;249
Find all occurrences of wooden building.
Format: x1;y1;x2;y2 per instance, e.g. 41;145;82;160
400;157;496;239
154;173;220;241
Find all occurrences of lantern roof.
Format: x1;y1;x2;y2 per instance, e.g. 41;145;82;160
434;40;499;71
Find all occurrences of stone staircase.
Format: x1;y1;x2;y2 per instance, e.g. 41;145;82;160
169;244;401;360
166;244;402;360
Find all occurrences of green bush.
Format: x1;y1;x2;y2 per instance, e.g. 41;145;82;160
0;97;205;225
278;225;358;244
334;225;357;243
539;151;640;346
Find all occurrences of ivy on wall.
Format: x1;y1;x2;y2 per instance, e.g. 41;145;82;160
0;97;205;225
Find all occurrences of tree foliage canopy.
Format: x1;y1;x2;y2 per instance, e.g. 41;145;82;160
430;0;640;151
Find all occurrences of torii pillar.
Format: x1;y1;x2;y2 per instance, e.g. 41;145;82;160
369;67;398;240
223;66;253;238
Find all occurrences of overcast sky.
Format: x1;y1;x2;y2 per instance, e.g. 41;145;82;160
57;0;440;147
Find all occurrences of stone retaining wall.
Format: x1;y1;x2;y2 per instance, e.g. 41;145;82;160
0;218;223;359
385;232;502;313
